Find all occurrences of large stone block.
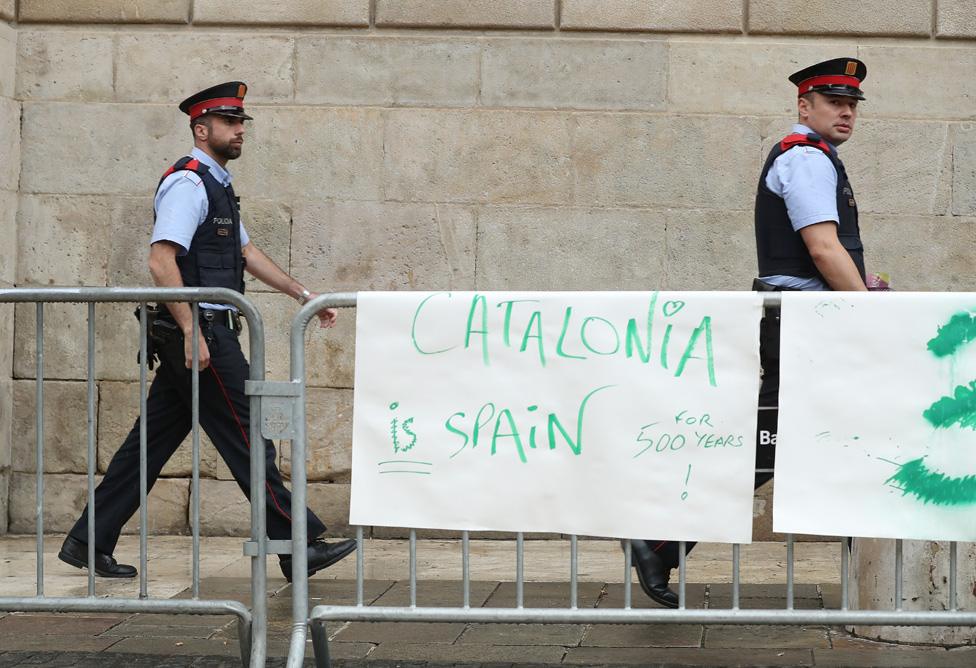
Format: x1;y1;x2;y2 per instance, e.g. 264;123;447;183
851;539;976;644
239;291;294;382
193;0;368;26
20;103;186;195
669;41;859;115
233;108;384;201
376;0;554;28
8;472;83;533
665;209;755;290
13;194;151;287
295;36;479;107
0;22;15;97
19;0;190;23
97;380;234;481
17;32;114;101
573;114;761;210
0;471;7;533
748;0;931;36
0;97;20;191
121;477;189;534
953;124;976;216
8;472;188;534
0;379;11;470
0;0;13;22
116;34;295;103
481;38;667;111
840;120;950;216
860;215;976;292
859;45;976;119
384;110;572;205
307;482;351;536
240;199;291;291
0;190;15;285
12;380;94;474
198;479;355;540
196;478;249;535
938;0;976;38
105;196;157;287
18;195;116;287
305;307;355;389
14;300;153;381
0;298;12;379
280;387;352;482
561;0;741;32
476;206;667;290
291;200;477;290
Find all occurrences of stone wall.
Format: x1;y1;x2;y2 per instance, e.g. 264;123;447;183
0;4;18;533
4;1;976;539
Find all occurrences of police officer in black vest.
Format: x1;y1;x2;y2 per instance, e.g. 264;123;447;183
626;59;871;607
58;82;356;581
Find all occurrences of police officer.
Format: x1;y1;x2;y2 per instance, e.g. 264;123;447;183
58;82;355;582
626;59;870;607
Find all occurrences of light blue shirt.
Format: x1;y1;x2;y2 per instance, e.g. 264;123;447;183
152;147;249;310
761;124;839;291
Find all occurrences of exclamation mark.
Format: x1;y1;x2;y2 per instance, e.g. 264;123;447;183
681;464;692;501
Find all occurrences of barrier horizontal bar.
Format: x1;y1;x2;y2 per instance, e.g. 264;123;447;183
0;286;246;305
0;597;250;621
309;605;976;626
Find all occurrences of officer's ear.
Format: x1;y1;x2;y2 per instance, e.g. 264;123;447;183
797;92;815;120
191;116;211;142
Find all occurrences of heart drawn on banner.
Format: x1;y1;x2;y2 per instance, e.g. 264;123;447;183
663;300;686;317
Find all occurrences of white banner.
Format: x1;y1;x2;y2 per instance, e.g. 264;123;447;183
775;292;976;541
350;291;762;542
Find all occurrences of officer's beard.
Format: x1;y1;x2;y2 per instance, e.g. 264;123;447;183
209;137;243;162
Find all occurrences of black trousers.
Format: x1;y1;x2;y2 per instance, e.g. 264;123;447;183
69;319;326;556
644;305;780;570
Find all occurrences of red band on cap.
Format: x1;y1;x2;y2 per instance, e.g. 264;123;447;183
189;97;244;120
797;75;861;96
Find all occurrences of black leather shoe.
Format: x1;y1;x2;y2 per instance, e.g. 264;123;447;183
58;535;137;578
280;539;357;583
623;539;679;608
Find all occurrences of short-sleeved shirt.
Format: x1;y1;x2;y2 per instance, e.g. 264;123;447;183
151;147;249;310
761;123;839;291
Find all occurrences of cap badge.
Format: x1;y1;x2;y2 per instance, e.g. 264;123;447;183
845;61;858;76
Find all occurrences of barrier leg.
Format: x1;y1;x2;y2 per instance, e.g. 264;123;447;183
311;619;331;668
238;616;252;668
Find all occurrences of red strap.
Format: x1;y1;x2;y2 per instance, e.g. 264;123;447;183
780;133;832;156
797;74;861;96
188;96;244;120
159;158;204;181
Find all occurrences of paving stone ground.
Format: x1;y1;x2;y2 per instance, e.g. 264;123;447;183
1;579;974;667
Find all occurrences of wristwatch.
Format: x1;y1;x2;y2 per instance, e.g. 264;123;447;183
297;288;312;305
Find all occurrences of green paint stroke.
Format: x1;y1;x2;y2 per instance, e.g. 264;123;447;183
923;381;976;430
926;311;976;358
886;458;976;506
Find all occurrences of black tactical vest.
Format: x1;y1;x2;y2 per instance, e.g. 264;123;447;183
154;156;245;294
755;133;865;282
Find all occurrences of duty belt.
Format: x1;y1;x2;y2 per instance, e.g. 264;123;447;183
200;308;242;332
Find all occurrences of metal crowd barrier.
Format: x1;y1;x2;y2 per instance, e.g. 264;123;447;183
283;293;976;668
0;287;272;668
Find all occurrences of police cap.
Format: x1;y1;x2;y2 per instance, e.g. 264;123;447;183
789;58;866;100
179;81;253;121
